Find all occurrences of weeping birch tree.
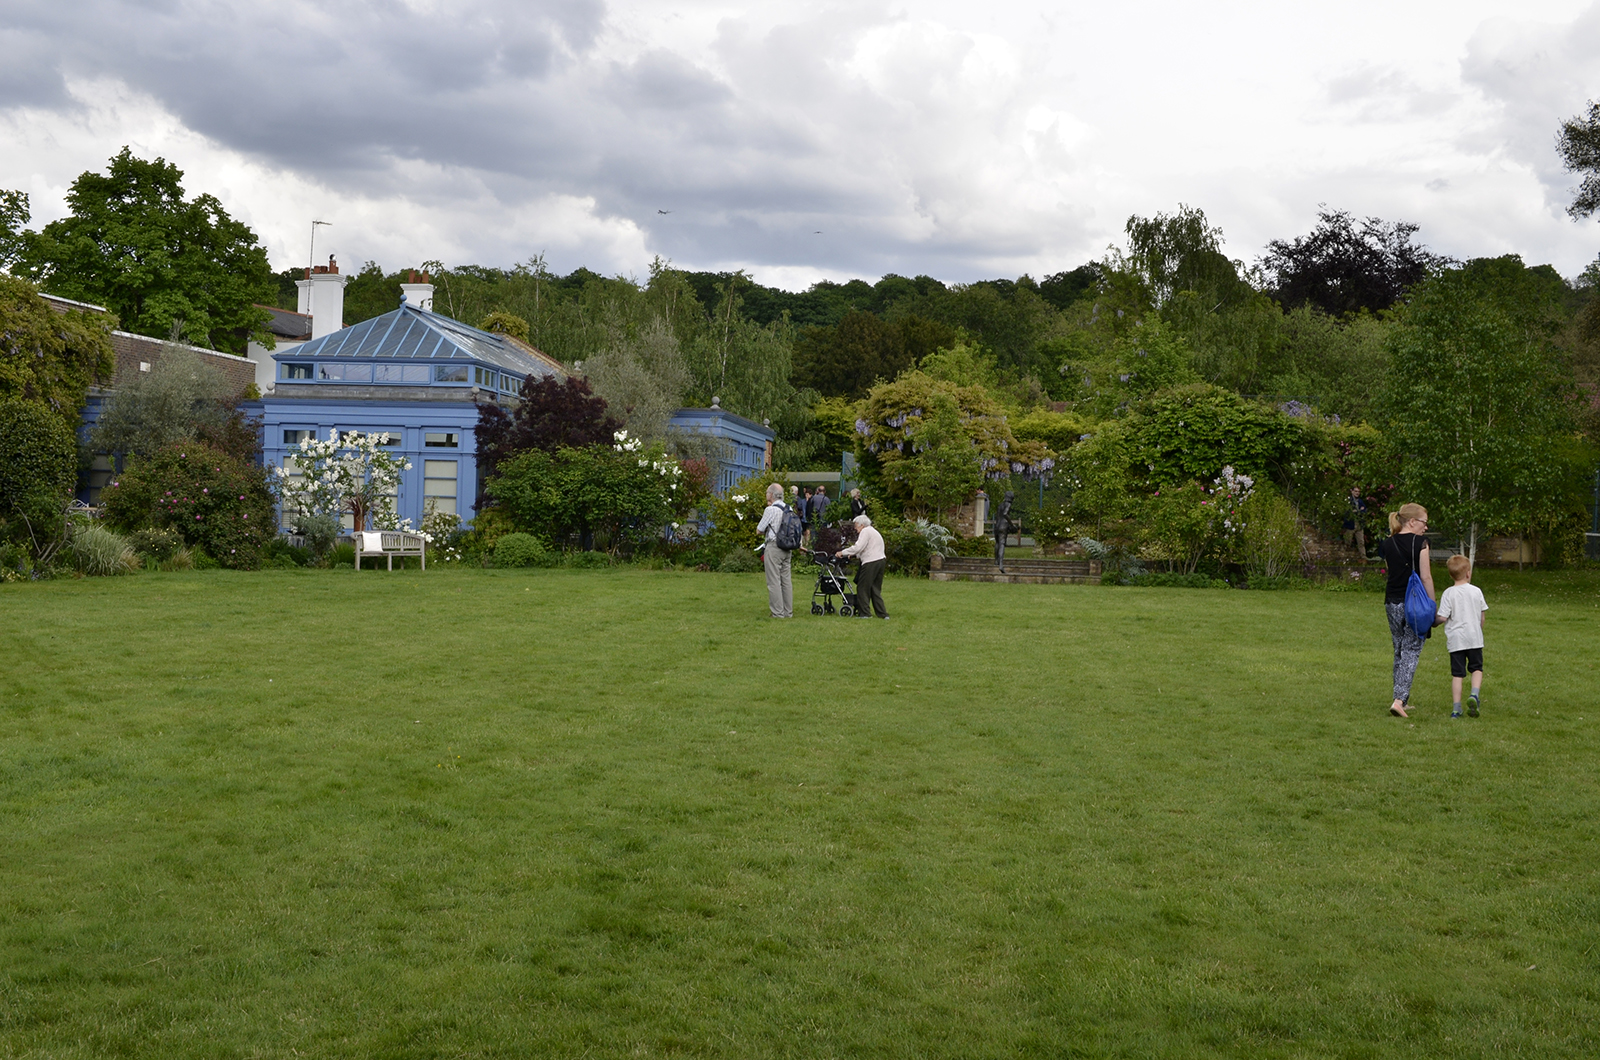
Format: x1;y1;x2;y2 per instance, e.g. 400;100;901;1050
1380;258;1576;562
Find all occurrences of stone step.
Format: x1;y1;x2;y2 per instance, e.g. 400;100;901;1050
929;555;1101;585
937;556;1094;572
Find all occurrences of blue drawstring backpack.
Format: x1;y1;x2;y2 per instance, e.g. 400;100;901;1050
1403;535;1435;638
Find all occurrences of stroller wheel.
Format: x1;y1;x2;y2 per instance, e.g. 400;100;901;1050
811;603;823;615
839;604;854;617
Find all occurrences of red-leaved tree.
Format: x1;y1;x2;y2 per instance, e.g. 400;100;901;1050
475;375;621;477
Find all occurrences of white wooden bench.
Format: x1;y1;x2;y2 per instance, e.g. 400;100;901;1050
356;531;427;570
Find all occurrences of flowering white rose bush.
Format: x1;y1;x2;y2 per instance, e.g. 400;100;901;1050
272;429;415;533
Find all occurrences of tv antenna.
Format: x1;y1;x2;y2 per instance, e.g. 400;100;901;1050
307;220;332;271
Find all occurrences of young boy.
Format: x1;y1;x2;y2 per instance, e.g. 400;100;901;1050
1434;554;1488;718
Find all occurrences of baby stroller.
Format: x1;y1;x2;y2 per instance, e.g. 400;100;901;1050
807;548;858;616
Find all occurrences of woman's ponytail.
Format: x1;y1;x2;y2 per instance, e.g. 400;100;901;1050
1388;502;1426;535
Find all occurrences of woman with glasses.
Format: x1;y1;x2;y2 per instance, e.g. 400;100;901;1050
1378;503;1435;717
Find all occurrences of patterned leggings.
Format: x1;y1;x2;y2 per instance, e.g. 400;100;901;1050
1387;602;1425;703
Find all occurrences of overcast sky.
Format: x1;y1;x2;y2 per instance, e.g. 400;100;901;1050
3;0;1598;290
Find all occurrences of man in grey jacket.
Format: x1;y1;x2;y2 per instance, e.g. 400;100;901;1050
755;482;793;618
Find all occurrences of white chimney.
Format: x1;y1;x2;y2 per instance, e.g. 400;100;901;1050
303;255;346;339
400;270;434;313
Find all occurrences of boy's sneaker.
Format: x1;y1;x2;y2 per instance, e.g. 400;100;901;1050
1467;696;1480;718
1451;709;1463;719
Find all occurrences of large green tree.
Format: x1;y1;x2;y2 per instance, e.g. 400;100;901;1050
0;274;115;421
1380;257;1581;561
792;311;954;398
1123;204;1250;311
8;148;273;353
1261;208;1444;316
1557;99;1600;220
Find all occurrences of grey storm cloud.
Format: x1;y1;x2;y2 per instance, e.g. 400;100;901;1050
1;0;1046;275
8;1;1597;282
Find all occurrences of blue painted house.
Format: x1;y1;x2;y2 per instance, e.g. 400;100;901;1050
259;296;565;528
668;401;774;494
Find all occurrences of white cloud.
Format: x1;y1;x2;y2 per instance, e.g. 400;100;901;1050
0;0;1596;290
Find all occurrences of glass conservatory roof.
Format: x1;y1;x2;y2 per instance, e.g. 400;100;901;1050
278;305;558;378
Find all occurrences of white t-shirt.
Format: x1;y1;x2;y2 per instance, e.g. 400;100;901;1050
1435;582;1487;652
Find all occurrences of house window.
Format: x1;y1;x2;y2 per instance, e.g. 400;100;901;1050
434;364;468;383
338;429;402;446
319;363;374;382
424;432;458;448
374;364;431;383
85;454;115;505
282;363;313;380
283;429;313;445
278;456;305;529
424;460;458;516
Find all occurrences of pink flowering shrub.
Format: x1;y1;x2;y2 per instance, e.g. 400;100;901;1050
101;443;275;569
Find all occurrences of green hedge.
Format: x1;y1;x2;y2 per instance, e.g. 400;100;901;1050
0;397;78;549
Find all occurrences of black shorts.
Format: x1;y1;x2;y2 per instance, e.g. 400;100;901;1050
1449;648;1484;678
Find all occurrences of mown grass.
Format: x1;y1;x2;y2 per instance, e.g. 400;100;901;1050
2;566;1598;1058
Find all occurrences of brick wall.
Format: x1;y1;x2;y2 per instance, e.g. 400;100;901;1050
109;332;258;397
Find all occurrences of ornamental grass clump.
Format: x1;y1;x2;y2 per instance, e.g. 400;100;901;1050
70;523;138;576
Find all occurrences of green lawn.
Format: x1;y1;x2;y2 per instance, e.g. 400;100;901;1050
2;567;1598;1058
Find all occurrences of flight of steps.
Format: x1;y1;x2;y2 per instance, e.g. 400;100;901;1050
928;555;1101;585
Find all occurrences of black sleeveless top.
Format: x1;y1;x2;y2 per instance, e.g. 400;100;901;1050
1379;533;1428;605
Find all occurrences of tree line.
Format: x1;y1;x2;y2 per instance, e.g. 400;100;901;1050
4;98;1600;572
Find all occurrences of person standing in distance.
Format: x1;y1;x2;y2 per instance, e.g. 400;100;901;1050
809;485;829;539
1344;486;1368;559
756;483;794;618
836;514;889;619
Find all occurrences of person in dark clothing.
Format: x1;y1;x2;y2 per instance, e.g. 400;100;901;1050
1377;502;1434;718
1344;486;1368;558
810;485;829;522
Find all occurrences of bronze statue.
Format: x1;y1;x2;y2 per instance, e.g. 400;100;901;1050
994;491;1015;572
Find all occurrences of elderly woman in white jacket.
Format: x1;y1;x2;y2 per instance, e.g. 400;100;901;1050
835;514;889;619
